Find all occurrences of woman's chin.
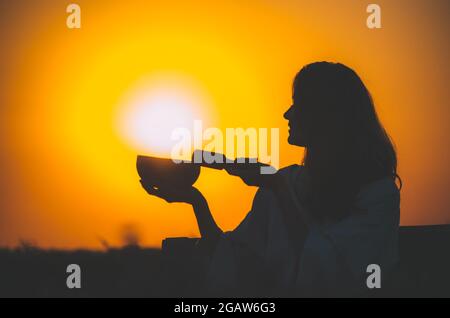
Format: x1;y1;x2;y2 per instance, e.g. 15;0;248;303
288;135;305;147
287;135;297;145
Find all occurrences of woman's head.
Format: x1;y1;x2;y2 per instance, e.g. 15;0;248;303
284;62;400;220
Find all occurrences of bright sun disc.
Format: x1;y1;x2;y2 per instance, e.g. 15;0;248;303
115;73;214;159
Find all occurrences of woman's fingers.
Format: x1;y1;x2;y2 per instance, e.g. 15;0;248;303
142;185;173;202
140;180;195;203
140;180;160;195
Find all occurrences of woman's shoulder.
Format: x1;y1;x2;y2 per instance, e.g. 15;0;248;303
253;164;304;201
278;163;303;173
278;164;310;192
355;176;400;210
277;164;305;181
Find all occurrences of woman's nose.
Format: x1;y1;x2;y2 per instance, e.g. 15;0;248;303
284;106;292;120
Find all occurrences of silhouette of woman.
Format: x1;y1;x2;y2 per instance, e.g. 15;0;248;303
140;62;401;297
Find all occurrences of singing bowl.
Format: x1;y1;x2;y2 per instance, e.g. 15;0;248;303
136;155;200;187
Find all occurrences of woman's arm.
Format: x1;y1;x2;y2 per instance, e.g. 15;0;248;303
189;188;223;241
139;180;223;254
224;164;310;250
269;175;309;250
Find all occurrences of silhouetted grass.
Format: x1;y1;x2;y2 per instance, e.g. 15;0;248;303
0;225;449;297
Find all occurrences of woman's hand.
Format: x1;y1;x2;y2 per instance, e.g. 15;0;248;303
140;179;222;243
139;179;201;205
225;161;279;188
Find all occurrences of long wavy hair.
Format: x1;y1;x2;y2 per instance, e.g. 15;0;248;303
293;62;401;221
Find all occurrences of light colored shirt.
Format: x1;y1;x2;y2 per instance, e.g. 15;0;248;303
204;164;400;297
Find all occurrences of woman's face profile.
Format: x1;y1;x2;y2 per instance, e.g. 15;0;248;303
284;91;308;147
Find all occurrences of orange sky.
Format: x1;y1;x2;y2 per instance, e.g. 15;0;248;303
0;0;449;249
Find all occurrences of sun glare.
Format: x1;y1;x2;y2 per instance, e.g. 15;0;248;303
115;73;214;158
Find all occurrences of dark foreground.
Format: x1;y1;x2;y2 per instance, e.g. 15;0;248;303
0;225;449;297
